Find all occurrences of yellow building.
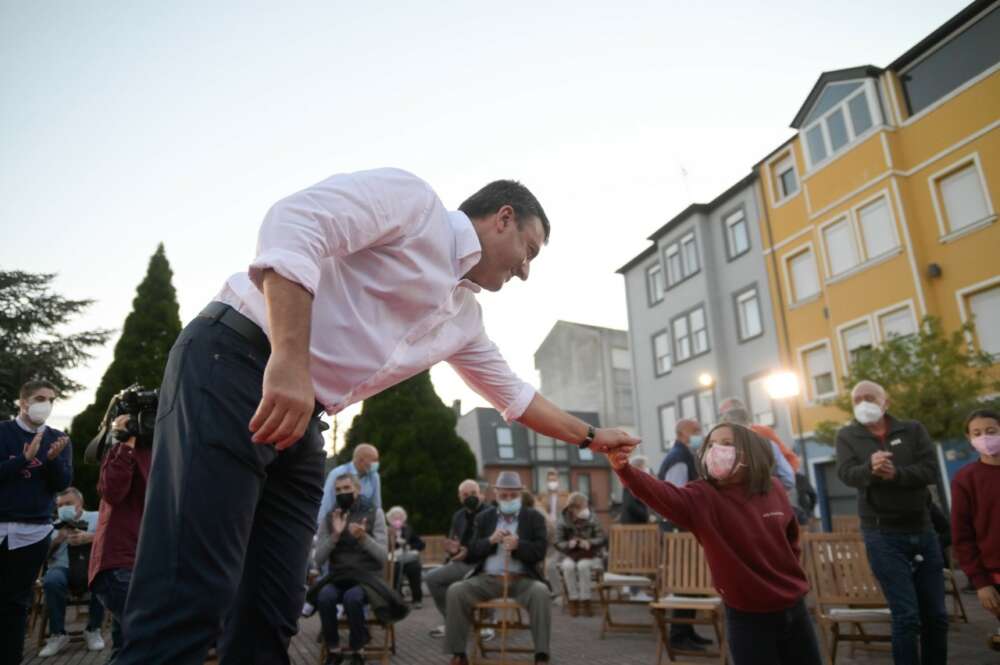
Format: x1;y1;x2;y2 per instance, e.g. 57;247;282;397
755;0;1000;451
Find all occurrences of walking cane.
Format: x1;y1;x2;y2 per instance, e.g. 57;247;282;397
499;545;511;664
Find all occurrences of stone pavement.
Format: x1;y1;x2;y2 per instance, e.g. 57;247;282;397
22;580;1000;665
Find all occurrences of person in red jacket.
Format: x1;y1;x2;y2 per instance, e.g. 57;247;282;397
950;408;1000;651
88;415;153;662
607;423;821;665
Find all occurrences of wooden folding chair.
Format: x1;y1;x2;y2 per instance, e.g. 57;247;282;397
596;524;660;637
472;551;535;665
555;557;603;616
650;532;727;665
943;560;969;624
422;535;449;573
830;515;860;533
802;533;891;664
317;531;398;665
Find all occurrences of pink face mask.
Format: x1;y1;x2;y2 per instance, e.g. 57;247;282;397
391;519;404;530
704;445;739;480
971;434;1000;457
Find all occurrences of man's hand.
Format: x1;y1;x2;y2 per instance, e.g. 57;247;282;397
46;436;69;462
23;431;43;461
331;509;347;536
348;519;368;543
112;415;137;449
67;530;86;546
489;528;509;545
250;354;315;449
444;538;460;555
871;451;896;480
52;529;68;545
502;533;519;552
977;585;1000;616
580;539;591;551
568;538;578;550
591;428;640;455
605;449;631;471
452;546;468;562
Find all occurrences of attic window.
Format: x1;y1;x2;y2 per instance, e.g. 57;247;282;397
801;79;881;170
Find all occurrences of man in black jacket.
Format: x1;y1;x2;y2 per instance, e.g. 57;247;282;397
835;380;947;665
620;456;650;525
426;479;487;636
444;472;550;665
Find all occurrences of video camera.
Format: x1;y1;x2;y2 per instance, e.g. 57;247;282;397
53;518;89;531
84;384;159;463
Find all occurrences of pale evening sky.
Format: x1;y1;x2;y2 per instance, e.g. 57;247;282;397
0;1;967;452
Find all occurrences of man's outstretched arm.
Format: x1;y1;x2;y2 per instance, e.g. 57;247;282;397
517;393;639;453
249;270;315;449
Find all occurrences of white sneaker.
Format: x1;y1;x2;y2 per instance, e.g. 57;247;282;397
480;628;496;642
301;602;316;618
429;625;446;638
39;634;70;657
84;629;105;651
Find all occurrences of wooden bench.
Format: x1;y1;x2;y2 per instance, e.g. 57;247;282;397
830;515;860;533
802;533;891;664
650;532;727;665
422;535;449;571
596;524;660;637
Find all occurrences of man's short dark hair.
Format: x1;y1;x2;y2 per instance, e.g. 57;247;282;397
20;379;57;401
459;180;550;242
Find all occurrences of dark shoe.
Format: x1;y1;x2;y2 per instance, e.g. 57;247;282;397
669;637;707;653
348;654;365;665
324;651;344;665
688;632;713;646
450;654;469;665
534;653;549;665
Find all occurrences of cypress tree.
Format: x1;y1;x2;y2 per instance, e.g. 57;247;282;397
70;243;182;503
341;370;477;534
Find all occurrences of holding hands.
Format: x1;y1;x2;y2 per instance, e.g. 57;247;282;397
605;448;631;471
590;428;640;455
870;451;896;480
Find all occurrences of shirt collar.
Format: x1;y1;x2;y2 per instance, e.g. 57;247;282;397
449;211;483;292
15;416;41;433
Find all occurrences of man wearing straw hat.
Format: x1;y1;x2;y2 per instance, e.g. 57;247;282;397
445;471;551;665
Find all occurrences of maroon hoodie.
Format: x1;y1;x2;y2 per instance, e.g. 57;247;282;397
617;463;809;612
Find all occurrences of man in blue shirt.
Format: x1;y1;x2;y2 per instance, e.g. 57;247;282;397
319;444;381;522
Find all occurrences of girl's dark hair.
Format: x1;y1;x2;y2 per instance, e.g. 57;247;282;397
697;423;775;496
964;408;1000;433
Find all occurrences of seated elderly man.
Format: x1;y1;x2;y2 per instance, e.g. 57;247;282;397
444;471;551;665
313;473;387;665
39;487;105;657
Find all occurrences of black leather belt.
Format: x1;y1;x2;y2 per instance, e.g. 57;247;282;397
199;301;270;355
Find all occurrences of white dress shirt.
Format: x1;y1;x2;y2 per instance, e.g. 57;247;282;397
215;168;535;421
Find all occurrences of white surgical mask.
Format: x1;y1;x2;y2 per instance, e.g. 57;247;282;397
547;481;558;491
853;401;884;425
577;508;591;520
27;401;52;425
57;505;77;522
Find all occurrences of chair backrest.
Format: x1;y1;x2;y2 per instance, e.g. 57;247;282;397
384;526;397;583
422;535;448;567
831;515;860;533
606;524;660;577
658;532;715;596
802;533;887;609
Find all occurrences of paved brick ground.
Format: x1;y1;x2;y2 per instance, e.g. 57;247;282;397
22;578;1000;665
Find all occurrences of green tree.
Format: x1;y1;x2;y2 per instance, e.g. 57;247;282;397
340;370;477;534
70;244;182;503
815;316;1000;444
0;270;112;414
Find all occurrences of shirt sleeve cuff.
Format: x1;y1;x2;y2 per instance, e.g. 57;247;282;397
248;249;322;296
501;383;536;423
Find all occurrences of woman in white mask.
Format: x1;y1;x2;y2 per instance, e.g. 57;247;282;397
555;492;606;617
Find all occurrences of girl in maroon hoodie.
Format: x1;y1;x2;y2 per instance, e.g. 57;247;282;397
608;423;821;665
950;408;1000;650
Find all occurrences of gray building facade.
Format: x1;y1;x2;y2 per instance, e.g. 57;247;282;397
533;321;635;432
618;174;794;474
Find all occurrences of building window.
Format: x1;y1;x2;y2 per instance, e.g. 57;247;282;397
746;375;775;427
658;403;677;450
841;320;874;366
899;6;1000;116
611;347;634;425
878;304;917;340
724;209;750;259
856;196;899;259
821;217;860;277
932;160;993;235
664;232;700;287
652;330;671;376
697;389;716;432
497;426;515;459
612;348;631;370
646;262;665;305
967;284;1000;357
575;473;592;500
673;306;709;363
532;434;568;463
801;80;880;169
681;233;699;276
578;446;594;462
665;244;682;285
802;342;836;400
679;393;697;422
787;247;820;303
773;154;799;201
735;287;763;341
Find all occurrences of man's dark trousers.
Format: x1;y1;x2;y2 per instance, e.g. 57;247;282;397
862;529;948;665
116;306;326;665
0;534;51;665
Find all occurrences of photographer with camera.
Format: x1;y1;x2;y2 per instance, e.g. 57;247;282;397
88;412;153;663
39;487;105;657
0;379;71;665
